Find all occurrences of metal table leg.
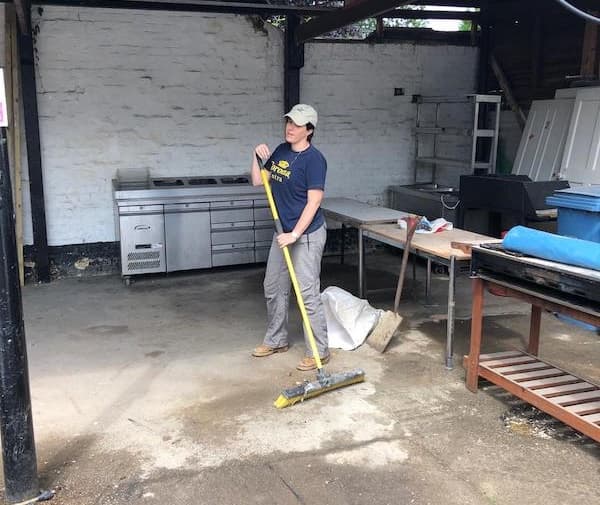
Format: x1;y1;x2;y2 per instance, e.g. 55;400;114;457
358;227;365;298
425;258;432;303
445;255;456;369
340;223;345;265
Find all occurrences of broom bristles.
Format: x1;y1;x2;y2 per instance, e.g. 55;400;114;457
274;369;366;409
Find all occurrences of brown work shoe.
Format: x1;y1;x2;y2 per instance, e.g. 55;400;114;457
252;344;289;357
296;354;330;371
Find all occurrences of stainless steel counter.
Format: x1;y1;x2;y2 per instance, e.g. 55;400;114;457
113;175;273;282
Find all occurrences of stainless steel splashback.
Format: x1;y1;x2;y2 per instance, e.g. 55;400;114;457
113;175;261;203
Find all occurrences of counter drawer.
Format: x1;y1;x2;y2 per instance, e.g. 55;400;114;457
211;208;253;223
254;207;272;221
255;227;274;242
212;248;255;267
211;229;254;245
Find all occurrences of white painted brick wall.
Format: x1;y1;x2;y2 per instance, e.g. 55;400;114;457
29;7;283;245
22;6;477;245
302;42;477;204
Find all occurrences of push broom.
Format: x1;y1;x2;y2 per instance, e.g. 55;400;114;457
257;155;365;409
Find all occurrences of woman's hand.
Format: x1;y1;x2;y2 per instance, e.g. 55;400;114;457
254;144;271;160
277;232;297;248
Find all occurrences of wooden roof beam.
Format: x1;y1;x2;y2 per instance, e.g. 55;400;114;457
23;0;335;17
14;0;30;34
411;0;480;6
296;0;412;44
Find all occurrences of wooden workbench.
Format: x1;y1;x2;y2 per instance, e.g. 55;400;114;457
465;247;600;442
360;223;497;368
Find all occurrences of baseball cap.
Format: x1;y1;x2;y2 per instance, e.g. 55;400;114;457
284;104;318;127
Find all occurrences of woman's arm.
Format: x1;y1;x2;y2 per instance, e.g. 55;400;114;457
276;189;324;248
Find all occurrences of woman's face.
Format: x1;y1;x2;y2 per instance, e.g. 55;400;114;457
285;118;311;145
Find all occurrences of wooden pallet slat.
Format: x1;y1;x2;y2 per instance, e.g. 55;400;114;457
549;390;600;407
519;375;581;389
534;382;596;398
480;350;524;361
565;401;600;415
497;362;552;374
484;356;538;367
581;412;600;424
510;368;566;382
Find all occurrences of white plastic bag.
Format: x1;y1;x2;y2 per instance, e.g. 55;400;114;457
321;286;381;350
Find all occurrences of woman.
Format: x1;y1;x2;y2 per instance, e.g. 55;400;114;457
250;104;329;371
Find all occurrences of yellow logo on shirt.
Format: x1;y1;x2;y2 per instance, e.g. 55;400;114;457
270;160;292;183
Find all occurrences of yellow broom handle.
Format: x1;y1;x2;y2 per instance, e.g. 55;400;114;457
259;164;323;370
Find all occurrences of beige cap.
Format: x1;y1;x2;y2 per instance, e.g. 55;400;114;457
284;104;318;127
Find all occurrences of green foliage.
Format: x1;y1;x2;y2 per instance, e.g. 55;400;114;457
459;20;472;32
265;2;431;39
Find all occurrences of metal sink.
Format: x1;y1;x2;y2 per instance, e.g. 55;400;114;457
414;183;457;194
188;178;218;186
153;179;184;187
220;176;250;185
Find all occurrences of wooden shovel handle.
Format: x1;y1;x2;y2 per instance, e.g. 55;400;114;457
394;215;421;313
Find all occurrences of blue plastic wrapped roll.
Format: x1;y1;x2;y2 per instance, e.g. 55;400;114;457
502;226;600;271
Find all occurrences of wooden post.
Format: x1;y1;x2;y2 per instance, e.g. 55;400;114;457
490;54;526;130
284;14;303;113
580;15;599;78
18;23;50;283
5;5;24;286
528;305;542;355
376;16;384;39
477;0;490;93
466;278;485;393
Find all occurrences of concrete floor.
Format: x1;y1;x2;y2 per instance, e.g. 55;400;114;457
4;250;599;504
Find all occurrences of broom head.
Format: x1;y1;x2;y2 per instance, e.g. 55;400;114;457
274;368;365;409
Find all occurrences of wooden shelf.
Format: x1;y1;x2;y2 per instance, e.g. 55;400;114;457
464;349;600;442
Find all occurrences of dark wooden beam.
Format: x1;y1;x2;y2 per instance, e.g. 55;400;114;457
412;0;480;6
13;0;30;34
380;9;479;21
491;54;526;129
580;14;599;78
21;0;335;16
477;0;490;92
297;0;411;44
284;14;303;114
18;25;50;283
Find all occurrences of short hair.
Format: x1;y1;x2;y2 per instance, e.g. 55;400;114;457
306;122;315;142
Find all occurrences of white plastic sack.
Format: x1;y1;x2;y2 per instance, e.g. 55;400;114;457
321;286;381;350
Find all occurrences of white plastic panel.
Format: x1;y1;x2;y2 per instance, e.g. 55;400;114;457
560;87;600;185
512;99;574;181
554;88;579;99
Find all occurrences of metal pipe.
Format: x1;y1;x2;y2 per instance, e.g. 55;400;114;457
446;255;456;370
553;0;600;24
0;127;39;503
358;228;365;297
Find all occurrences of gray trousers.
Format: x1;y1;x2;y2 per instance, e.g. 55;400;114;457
263;224;328;357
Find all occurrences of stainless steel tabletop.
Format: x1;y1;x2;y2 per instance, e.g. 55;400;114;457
321;197;408;226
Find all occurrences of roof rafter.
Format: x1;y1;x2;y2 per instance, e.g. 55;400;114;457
296;0;412;43
14;0;30;34
21;0;336;16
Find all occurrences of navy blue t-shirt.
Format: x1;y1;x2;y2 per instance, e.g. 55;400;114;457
266;143;327;234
